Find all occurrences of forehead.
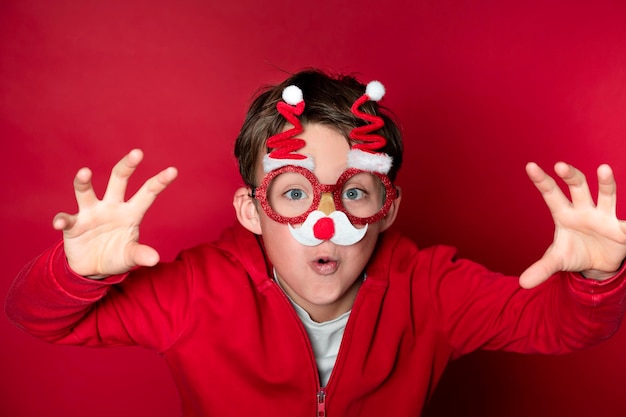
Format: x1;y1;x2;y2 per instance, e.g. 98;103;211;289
256;123;351;184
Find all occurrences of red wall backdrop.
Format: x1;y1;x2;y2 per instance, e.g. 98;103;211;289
2;1;626;416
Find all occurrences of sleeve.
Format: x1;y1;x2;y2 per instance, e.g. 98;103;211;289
5;241;195;352
424;246;626;357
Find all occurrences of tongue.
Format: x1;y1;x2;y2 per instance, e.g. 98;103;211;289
313;217;335;240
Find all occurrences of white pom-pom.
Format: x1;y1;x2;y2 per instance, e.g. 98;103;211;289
365;81;385;101
282;85;303;105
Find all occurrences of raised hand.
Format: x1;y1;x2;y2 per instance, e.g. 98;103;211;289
519;162;626;289
52;149;178;278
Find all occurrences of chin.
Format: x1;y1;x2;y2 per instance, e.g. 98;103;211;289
306;278;359;305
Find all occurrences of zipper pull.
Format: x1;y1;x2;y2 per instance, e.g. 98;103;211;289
317;388;326;417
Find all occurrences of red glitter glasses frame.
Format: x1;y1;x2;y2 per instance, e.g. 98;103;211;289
251;165;398;226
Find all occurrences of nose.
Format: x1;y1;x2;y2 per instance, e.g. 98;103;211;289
318;192;336;215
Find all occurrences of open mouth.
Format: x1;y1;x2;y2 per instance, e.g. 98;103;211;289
310;257;339;275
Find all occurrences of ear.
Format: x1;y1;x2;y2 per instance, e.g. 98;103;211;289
233;187;262;235
378;186;402;232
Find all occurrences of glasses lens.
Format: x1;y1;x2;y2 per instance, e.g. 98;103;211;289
339;172;386;219
266;171;315;219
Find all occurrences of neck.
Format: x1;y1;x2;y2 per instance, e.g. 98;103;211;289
275;273;363;323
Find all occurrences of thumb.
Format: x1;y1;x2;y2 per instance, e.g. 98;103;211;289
519;258;558;289
129;244;161;268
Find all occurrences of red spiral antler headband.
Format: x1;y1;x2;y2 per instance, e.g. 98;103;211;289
263;85;314;173
347;81;393;174
264;80;393;175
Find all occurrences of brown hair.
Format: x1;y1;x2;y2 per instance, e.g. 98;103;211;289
234;69;403;187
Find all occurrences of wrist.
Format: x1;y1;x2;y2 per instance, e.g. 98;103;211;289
84;274;111;280
580;270;616;280
581;260;625;281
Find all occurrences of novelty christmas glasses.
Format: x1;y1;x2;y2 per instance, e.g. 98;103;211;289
253;165;396;226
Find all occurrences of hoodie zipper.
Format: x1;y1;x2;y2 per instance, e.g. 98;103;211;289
317;387;326;416
269;280;328;415
268;276;373;417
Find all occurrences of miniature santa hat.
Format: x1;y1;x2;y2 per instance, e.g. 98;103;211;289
347;81;393;174
263;85;315;173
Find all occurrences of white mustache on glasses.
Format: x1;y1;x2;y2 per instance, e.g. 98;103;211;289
288;210;368;246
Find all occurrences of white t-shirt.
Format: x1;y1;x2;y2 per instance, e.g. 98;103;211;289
274;271;349;387
290;300;349;387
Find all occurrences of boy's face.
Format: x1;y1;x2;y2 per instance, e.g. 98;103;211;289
253;123;398;322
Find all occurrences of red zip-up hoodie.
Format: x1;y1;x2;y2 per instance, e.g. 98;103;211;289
6;223;626;416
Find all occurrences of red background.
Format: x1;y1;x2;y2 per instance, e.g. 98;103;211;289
2;1;626;416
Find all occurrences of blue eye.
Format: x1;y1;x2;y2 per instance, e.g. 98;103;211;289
285;189;307;200
342;188;365;200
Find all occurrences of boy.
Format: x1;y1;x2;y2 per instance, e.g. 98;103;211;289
6;69;626;416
